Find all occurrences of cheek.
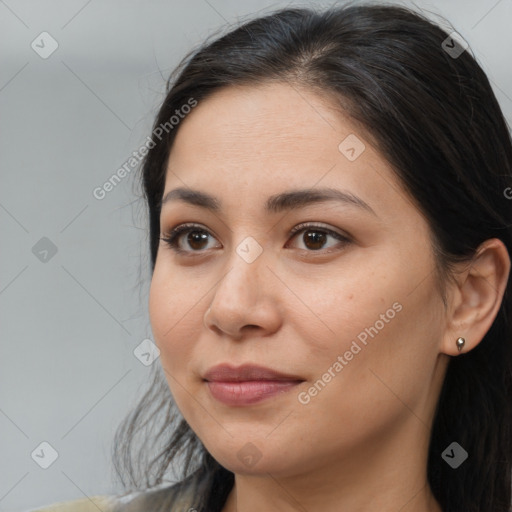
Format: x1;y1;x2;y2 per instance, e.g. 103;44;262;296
292;252;438;406
148;272;207;423
148;266;199;373
148;269;170;349
290;302;427;455
288;260;395;360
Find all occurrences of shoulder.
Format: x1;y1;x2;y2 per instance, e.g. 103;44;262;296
24;479;199;512
112;482;197;512
25;495;119;512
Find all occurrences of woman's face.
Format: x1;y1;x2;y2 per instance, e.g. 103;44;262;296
149;82;450;479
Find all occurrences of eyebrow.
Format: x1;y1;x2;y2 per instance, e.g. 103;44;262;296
159;186;378;217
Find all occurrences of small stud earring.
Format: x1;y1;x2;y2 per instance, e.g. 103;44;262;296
456;337;465;352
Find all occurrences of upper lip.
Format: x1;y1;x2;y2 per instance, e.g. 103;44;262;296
203;363;304;382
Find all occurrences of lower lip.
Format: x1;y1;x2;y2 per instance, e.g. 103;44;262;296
206;380;302;406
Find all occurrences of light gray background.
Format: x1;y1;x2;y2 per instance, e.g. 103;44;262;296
1;0;511;510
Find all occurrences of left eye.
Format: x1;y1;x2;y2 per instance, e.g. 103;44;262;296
288;224;350;252
159;222;351;255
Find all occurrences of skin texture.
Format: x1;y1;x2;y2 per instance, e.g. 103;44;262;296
148;82;510;512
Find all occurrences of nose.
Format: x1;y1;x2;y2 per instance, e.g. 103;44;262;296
203;252;282;340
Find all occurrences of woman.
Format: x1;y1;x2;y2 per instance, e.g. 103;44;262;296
31;2;512;512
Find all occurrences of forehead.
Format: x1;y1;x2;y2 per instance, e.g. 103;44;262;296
169;82;359;164
163;82;411;221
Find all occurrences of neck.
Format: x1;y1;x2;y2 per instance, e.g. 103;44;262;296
221;419;443;512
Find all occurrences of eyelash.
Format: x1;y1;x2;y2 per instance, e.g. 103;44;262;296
159;222;351;257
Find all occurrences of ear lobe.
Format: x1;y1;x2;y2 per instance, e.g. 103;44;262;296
440;238;510;356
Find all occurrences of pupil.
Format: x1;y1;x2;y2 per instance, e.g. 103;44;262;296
189;231;208;250
305;230;325;250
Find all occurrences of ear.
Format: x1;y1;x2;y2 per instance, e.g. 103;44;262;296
441;238;510;356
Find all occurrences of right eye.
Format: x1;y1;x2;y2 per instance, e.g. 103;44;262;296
160;223;220;255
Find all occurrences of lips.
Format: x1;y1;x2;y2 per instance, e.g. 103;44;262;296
203;363;305;406
203;363;304;382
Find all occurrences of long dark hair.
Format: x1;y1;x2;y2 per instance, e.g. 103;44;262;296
112;3;512;511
